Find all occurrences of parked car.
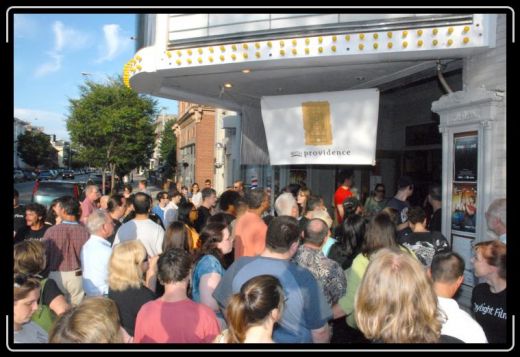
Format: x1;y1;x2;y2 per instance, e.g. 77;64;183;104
62;170;75;180
31;180;86;208
87;174;113;194
23;170;37;181
14;170;25;182
37;170;54;181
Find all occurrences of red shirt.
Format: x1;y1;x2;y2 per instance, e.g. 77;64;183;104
134;299;220;343
334;186;353;223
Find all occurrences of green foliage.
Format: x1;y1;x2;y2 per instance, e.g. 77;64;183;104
17;130;58;169
67;76;156;186
159;119;177;169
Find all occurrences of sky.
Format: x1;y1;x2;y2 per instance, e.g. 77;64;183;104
13;13;178;141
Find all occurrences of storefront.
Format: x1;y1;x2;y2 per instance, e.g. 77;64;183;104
127;12;508;309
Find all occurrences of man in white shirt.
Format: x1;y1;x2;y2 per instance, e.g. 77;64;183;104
80;210;114;296
113;192;164;257
163;191;183;229
429;251;488;343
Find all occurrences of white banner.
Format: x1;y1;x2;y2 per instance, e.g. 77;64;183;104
261;89;379;165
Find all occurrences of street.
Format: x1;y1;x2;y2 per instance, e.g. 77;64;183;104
15;173;91;205
15;173;162;206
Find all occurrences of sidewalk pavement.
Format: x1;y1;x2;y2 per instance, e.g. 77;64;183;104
130;173;163;205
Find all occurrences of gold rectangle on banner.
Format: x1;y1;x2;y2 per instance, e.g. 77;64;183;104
301;101;333;146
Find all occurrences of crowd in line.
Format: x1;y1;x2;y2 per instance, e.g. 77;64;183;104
12;170;507;345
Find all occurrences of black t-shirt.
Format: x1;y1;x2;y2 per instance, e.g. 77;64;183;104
398;231;450;267
472;283;507;343
13;205;26;235
14;224;50;244
429;209;442;232
41;278;65;307
194;206;212;233
108;286;156;337
385;197;410;225
107;218;122;246
299;216;310;231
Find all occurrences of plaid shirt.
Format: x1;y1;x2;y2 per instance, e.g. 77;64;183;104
42;222;89;272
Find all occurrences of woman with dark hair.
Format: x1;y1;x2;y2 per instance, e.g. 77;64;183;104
163;221;192;254
328;214;366;270
296;187;311;219
192;222;233;328
214;275;285;343
338;212;417;330
45;198;62;226
177;201;201;251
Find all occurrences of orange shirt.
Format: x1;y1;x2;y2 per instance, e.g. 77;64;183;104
233;211;268;260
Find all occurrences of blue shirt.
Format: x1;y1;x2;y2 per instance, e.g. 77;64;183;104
192;255;224;303
213;256;332;343
151;205;167;225
80;235;112;296
321;236;337;257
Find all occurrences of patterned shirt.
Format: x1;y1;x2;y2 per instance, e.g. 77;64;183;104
42;222;89;271
293;245;347;306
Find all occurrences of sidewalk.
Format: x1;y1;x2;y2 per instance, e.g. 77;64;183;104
130;173;163;205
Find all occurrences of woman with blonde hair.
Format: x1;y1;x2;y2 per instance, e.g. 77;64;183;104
214;275;285;343
13;275;48;343
49;296;127;343
14;240;70;332
108;240;157;338
355;248;461;343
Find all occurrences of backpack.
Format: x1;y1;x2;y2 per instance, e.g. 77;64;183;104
31;278;57;332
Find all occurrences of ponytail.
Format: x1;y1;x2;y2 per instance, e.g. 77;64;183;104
225;294;248;343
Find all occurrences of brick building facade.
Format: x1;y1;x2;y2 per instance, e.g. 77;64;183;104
175;102;216;188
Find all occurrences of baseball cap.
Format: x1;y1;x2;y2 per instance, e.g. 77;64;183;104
398;176;414;189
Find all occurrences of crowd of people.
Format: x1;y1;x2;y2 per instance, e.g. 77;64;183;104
12;172;507;346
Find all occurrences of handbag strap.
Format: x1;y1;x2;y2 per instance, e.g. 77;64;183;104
39;278;47;306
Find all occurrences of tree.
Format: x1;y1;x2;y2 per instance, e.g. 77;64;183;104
17;130;58;169
159;118;177;182
67;76;156;194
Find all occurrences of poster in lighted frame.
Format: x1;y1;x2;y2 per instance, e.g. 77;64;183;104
451;183;477;235
454;132;478;182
